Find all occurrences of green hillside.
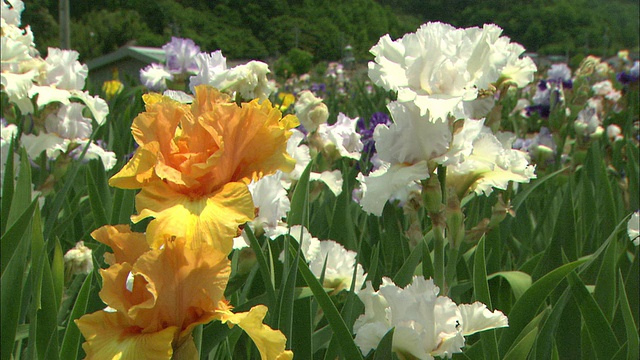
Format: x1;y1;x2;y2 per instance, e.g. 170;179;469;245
23;0;639;63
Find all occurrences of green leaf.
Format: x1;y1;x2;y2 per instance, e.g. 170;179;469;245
244;226;277;310
531;186;577;280
110;188;136;225
499;257;589;354
1;136;16;232
0;213;31;360
568;271;619;359
617;271;639;360
373;328;395;360
288;159;313;226
593;235;617;322
52;237;64;311
86;160;111;227
0;198;37;273
36;252;61;360
291;297;313;359
503;326;538;360
487;271;532;300
534;289;571;359
293;244;363;360
60;275;93;360
511;166;568;212
392;239;424;287
473;237;499;359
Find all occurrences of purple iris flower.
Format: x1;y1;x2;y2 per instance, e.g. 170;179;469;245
617;61;640;84
163;37;201;74
357;112;391;156
310;83;326;94
547;63;573;89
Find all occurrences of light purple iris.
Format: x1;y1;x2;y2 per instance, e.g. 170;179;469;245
163;37;201;74
547;63;573;89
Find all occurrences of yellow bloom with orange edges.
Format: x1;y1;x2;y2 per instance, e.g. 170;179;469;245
109;85;299;253
76;225;293;360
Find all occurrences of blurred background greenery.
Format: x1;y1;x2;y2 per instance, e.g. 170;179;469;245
25;0;640;67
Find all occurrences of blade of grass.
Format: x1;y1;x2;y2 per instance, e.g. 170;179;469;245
498;257;589;354
617;270;639;360
474;236;500;359
293;244;363;360
568;270;619;359
244;226;277;310
60;274;93;360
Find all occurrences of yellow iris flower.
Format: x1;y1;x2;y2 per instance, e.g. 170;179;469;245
76;225;293;360
109;85;299;254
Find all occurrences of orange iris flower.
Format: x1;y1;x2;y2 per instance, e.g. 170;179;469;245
109;86;298;253
76;225;293;360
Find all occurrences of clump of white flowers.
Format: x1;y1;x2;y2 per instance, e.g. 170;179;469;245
353;276;508;359
1;0;115;170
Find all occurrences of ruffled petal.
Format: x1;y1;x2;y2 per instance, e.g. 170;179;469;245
218;305;293;360
76;311;176;360
132;181;254;253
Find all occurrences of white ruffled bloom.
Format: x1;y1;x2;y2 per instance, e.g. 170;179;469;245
45;102;92;139
42;48;88;91
140;63;173;92
283;225;366;293
574;104;603;138
369;22;536;121
188;51;227;93
629;211;639;246
249;172;291;236
209;60;273;101
282;225;321;262
353;276;508;359
445;120;536;196
317;113;363;160
376;102;451;165
294;90;329;132
310;170;343;196
20;134;116;170
357;161;429;216
309;240;367;293
63;241;94;275
282;129;311;185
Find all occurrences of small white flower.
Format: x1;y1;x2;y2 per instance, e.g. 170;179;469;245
294;90;329;133
353;276;508;359
309;240;367;293
140;63;173;91
310;170;343;196
207;60;273;101
63;241;94;275
188;50;227;93
606;124;623;142
282;129;311;186
592;80;614;96
629;211;639;246
248;172;291;235
446;129;536;197
317;113;363;160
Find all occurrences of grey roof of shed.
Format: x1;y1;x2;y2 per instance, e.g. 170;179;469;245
86;46;165;71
